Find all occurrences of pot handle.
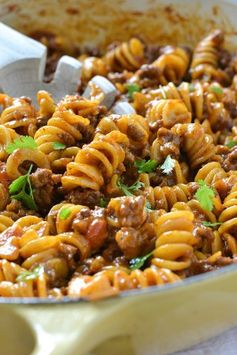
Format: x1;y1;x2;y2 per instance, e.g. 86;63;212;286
10;299;131;355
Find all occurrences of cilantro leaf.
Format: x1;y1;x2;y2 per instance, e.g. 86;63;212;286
210;85;223;95
16;265;44;282
195;180;215;211
130;251;153;270
226;141;237;149
145;200;153;212
134;159;158;174
6;136;37;154
189;83;195;92
59;207;71;220
126;83;141;99
202;221;222;228
53;142;66;150
160;155;175;175
9;175;27;195
99;197;109;208
117;178;144;197
9;165;37;210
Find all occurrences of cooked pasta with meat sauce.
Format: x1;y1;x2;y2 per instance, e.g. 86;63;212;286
0;30;237;300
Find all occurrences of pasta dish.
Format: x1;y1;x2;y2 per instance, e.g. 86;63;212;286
0;30;237;299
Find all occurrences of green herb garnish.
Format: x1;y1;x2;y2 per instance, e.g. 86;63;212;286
160;155;175;175
16;265;44;282
99;197;109;208
117;178;144;197
202;221;222;228
130;251;153;270
226;141;237;149
210;85;223;95
189;83;195;92
126;83;141;99
145;200;153;212
6;136;37;154
53;142;66;150
9;165;37;210
195;180;215;212
59;207;71;220
134;159;158;174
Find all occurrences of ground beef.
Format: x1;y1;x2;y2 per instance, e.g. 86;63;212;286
135;64;161;88
145;44;161;63
154;127;181;162
76;256;107;275
223;147;237;171
107;195;147;229
116;221;156;259
188;258;217;276
0;163;11;188
108;71;131;85
72;207;108;252
115;227;144;259
5;200;34;220
66;189;103;209
214;176;237;201
30;168;56;212
188;255;235;277
219;49;232;70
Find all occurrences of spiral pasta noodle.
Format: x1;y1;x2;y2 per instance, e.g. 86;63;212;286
34;97;92;167
152;46;190;85
172;122;216;169
190;30;229;84
151;211;196;271
131;46;190;88
145;184;191;211
79;55;109;82
0;184;9;212
146;99;192;130
0;125;18;161
62;131;129;190
105;38;145;72
0;94;37;136
218;184;237;253
96;114;149;150
0;260;48;297
68;265;180;299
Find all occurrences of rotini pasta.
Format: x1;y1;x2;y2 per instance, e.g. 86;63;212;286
152;211;196;271
0;29;236;299
104;38;145;72
190;30;230;84
62;131;129;190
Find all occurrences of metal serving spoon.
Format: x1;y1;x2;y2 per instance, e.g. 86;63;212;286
0;22;134;114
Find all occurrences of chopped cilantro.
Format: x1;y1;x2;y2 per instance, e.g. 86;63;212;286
134;159;158;174
195;180;215;211
160;155;175;175
210;85;223;95
99;197;109;208
226;141;237;149
53;142;66;150
117;178;144;197
6;136;37;154
59;207;71;220
16;265;44;282
130;251;153;270
126;83;141;99
202;221;222;228
9;165;37;210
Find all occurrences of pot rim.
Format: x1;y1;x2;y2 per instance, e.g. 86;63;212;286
2;262;237;305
